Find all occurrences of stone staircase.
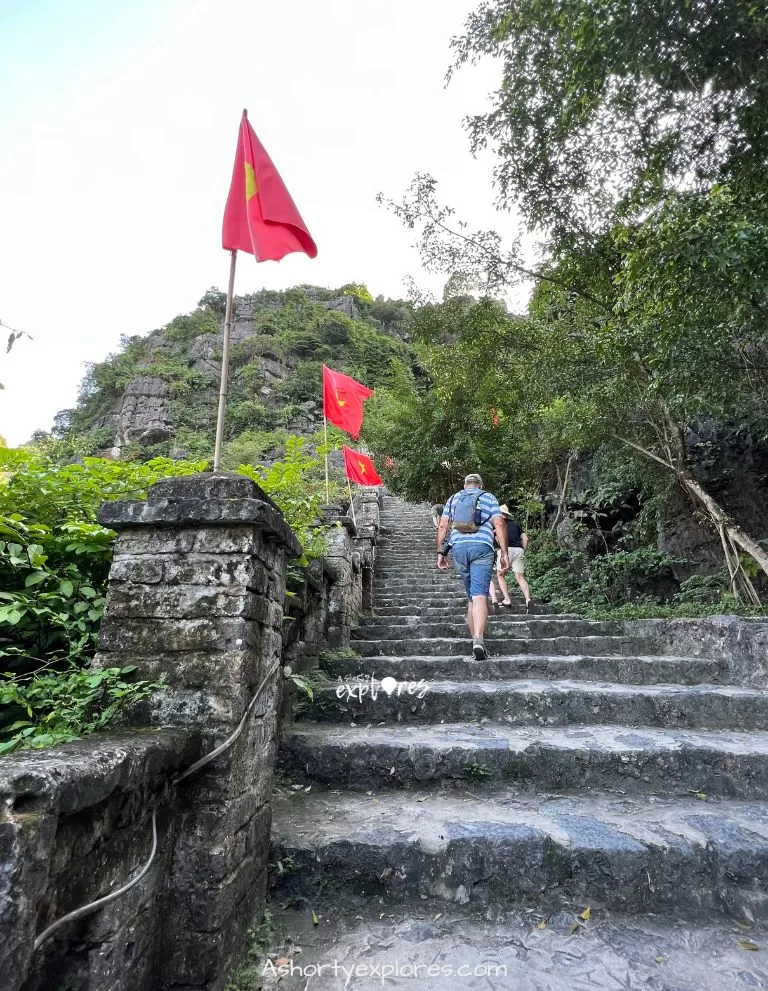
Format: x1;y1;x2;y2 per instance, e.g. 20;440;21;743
268;494;768;988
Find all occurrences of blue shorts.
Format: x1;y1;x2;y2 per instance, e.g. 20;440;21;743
451;541;495;599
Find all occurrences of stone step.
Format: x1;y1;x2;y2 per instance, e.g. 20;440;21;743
353;634;661;657
368;603;556;617
306;678;768;730
262;901;768;990
370;598;475;610
321;652;725;685
279;721;768;797
374;571;455;580
372;588;507;599
376;553;442;558
374;577;465;586
271;788;768;918
354;619;622;640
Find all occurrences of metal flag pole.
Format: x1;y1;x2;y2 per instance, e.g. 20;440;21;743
346;475;357;529
213;249;238;471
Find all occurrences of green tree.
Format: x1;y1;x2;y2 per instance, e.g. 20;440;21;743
451;0;768;235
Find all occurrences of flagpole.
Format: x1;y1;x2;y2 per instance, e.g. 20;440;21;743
213;249;238;471
346;475;357;530
323;416;330;503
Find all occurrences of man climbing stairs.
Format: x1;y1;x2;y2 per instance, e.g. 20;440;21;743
268;494;768;988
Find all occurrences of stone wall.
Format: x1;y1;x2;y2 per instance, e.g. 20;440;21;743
1;730;196;991
0;473;303;991
625;616;768;687
281;489;381;671
0;475;380;991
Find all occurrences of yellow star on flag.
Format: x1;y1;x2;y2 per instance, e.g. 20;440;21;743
244;161;258;201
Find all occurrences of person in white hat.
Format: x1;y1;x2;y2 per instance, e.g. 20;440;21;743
490;504;532;612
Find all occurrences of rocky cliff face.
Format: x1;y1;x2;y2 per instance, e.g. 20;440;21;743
71;286;411;458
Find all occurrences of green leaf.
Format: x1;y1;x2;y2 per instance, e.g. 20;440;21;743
24;571;48;588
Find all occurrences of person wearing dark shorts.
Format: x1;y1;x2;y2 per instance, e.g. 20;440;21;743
436;473;509;660
490;504;532;612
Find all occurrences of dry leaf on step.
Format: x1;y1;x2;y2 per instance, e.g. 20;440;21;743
738;940;759;951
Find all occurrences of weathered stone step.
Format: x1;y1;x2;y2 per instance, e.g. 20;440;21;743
374;576;464;585
321;652;725;686
375;563;444;570
271;788;768;918
354;619;622;639
370;596;472;608
353;634;661;657
373;591;468;603
376;552;441;557
306;678;768;730
374;571;454;580
263;900;768;990
369;603;557;617
280;721;768;797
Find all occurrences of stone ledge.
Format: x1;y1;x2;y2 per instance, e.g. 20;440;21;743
0;728;198;817
622;615;768;686
99;498;302;556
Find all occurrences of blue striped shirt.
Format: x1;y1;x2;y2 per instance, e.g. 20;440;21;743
442;490;502;548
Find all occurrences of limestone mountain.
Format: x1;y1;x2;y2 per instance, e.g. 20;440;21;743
53;284;413;466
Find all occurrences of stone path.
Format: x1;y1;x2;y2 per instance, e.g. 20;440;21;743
268;494;768;989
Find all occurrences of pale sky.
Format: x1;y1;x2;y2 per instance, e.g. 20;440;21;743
0;0;522;446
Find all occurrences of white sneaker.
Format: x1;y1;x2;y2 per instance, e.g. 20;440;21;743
472;639;487;660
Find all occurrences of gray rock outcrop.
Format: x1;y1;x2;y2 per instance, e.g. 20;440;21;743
112;376;173;451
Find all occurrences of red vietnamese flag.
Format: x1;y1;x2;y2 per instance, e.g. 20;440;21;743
343;446;383;486
222;111;317;262
322;365;373;439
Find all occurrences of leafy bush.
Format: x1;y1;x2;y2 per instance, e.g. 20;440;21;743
275;327;327;359
319;311;353;346
526;529;766;618
587;548;681;604
0;452;206;678
673;572;729;604
162;307;220;343
238;436;332;561
226;399;276;434
0;663;162;755
341;282;374;304
276;361;324;405
0;439;339;753
221;429;291;469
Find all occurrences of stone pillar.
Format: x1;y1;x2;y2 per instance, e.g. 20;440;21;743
323;516;357;648
95;473;301;991
322;493;380;646
353;489;381;613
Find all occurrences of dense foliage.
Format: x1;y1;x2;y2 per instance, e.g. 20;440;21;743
0;441;335;754
370;0;768;607
451;0;768;236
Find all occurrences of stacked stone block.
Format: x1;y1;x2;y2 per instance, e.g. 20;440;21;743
94;473;301;989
